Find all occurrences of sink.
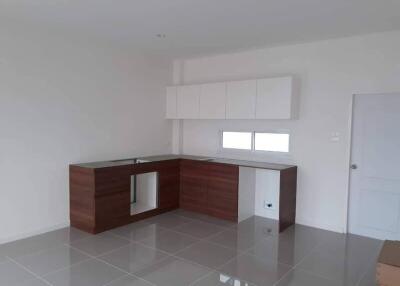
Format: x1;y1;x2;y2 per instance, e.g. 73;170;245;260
197;157;215;161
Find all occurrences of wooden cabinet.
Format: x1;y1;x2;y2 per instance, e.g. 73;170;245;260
226;80;257;119
256;77;293;119
199;82;226;119
180;160;239;221
177;85;200;119
166;86;177;119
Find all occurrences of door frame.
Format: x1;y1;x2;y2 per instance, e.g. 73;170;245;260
345;92;400;234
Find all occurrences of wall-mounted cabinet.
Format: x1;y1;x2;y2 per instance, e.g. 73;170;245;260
166;76;296;120
226;80;257;119
256;77;293;119
177;85;200;119
199;82;226;119
166;86;177;119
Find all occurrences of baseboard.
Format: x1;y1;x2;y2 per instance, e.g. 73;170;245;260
296;217;345;234
0;221;71;244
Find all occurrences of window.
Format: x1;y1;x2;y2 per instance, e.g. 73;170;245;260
254;132;290;152
221;131;290;153
222;131;252;150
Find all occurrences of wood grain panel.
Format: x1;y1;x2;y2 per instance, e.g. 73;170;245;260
279;166;298;232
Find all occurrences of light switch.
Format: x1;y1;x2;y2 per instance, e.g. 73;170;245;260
330;132;340;142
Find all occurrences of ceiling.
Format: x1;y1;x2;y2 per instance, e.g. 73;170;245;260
1;0;400;58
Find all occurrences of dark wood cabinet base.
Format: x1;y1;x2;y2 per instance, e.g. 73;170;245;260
70;158;297;234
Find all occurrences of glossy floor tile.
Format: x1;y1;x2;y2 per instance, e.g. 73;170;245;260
105;275;154;286
173;221;224;239
192;271;257;286
110;222;167;242
0;211;384;286
43;259;125;286
218;253;292;286
139;229;199;254
14;279;51;286
206;229;263;251
141;213;193;229
1;227;89;259
0;260;37;285
14;245;91;276
275;269;338;286
135;256;211;286
175;241;238;269
69;232;130;257
98;242;169;274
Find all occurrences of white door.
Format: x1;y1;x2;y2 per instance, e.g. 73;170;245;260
348;94;400;240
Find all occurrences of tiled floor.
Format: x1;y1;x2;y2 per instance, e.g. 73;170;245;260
0;209;382;286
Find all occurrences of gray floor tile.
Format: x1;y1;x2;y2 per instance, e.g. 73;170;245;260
43;259;125;286
0;260;37;285
135;256;211;286
1;227;90;259
69;232;130;256
192;271;256;286
207;229;262;251
141;213;193;229
275;269;338;286
173;221;224;239
111;222;168;242
14;245;91;276
247;232;317;265
14;279;50;286
139;229;199;254
296;248;369;286
357;263;378;286
171;209;210;221
105;275;153;286
98;242;169;274
233;216;280;238
175;241;238;269
218;253;292;286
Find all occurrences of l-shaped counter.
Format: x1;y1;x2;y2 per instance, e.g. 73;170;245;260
70;154;297;234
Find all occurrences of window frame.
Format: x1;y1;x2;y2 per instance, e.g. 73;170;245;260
219;129;291;156
220;131;253;151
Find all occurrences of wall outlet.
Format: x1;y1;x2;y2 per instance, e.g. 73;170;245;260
263;201;274;209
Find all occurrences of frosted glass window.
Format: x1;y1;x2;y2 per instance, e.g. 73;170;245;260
222;132;252;150
255;133;290;152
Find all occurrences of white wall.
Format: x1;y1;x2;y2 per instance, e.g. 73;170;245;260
0;28;172;243
175;30;400;233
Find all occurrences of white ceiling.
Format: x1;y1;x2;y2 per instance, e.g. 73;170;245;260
1;0;400;58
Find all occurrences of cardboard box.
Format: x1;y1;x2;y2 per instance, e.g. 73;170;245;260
377;240;400;286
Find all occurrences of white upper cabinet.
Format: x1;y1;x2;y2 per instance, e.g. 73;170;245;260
177;85;200;119
165;86;177;119
166;76;297;120
226;80;257;119
256;77;293;119
199;82;226;119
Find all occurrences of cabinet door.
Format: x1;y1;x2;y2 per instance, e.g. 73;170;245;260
166;86;177;119
207;163;239;221
158;160;180;209
226;80;257;119
256;77;293;119
199;82;226;119
177;85;200;119
180;160;208;215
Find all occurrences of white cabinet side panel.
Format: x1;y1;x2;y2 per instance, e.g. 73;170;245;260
238;167;256;222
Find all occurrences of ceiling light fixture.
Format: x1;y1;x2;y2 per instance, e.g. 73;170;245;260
156;34;166;38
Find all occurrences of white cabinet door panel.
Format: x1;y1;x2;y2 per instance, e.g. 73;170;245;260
199;82;226;119
256;77;293;119
177;85;200;119
166;86;177;119
226;80;257;119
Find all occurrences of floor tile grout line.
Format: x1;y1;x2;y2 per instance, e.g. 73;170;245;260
6;256;54;286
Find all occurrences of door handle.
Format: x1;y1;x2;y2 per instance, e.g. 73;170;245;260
351;164;358;170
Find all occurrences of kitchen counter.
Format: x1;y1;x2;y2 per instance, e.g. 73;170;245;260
72;154;295;171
